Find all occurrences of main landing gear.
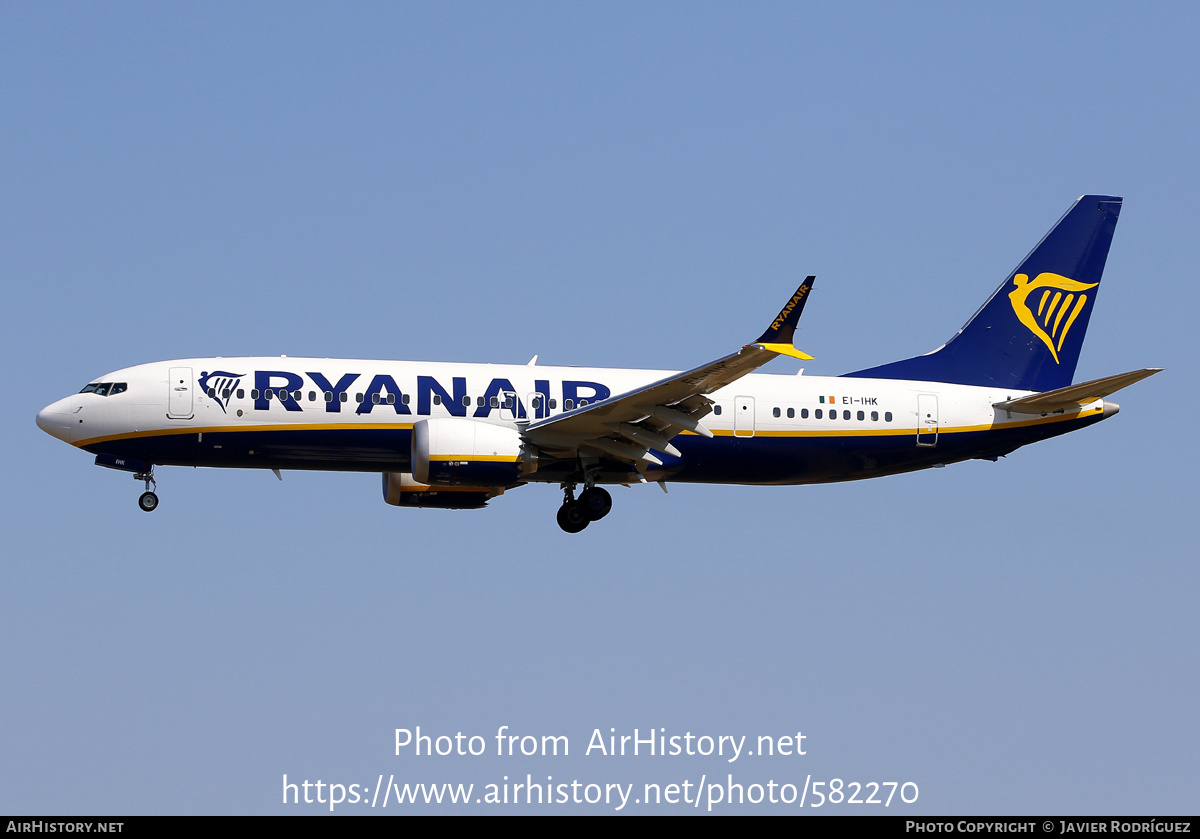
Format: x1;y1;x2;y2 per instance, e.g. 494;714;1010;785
556;484;612;533
134;468;159;512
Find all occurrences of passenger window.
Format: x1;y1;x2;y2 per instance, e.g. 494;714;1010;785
207;387;216;397
815;408;822;419
531;397;541;409
578;399;587;408
372;393;381;404
222;389;231;400
549;399;557;409
801;408;809;419
340;392;348;403
402;394;411;405
564;399;574;410
433;394;442;405
830;410;837;421
772;407;780;418
477;396;485;407
871;411;878;421
237;389;245;399
356;393;364;403
461;396;470;407
324;391;333;402
885;412;892;422
713;405;722;415
265;389;274;400
787;408;794;418
387;394;395;405
308;391;316;402
490;396;499;408
251;389;260;399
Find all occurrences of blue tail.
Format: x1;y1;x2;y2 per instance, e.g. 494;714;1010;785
844;195;1122;392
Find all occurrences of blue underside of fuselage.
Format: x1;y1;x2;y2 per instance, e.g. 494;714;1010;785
82;412;1105;486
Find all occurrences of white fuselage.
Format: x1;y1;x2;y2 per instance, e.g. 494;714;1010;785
37;356;1109;486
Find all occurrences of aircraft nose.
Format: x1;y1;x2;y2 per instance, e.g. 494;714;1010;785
36;398;77;443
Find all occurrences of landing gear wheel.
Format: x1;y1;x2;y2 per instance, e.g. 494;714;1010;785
556;501;589;533
578;487;612;521
138;491;159;512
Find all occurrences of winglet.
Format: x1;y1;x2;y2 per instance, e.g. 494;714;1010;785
755;276;815;359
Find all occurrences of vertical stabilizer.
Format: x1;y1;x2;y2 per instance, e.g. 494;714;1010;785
844;195;1122;392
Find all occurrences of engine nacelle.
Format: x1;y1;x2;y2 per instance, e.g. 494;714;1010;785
411;418;527;487
382;471;503;510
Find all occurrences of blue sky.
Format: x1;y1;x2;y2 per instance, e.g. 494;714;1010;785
3;3;1196;814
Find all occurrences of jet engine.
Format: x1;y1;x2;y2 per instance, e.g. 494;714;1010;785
381;471;503;510
410;418;530;488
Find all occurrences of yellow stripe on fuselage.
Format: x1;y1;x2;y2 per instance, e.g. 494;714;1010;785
427;455;519;463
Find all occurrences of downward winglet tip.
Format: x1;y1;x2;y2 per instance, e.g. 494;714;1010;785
756;343;813;360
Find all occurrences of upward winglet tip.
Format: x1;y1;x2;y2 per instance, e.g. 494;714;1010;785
754;275;816;347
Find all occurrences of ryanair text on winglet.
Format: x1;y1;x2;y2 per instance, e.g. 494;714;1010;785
768;286;811;333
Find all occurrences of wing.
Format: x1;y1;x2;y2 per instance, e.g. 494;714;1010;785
522;277;816;471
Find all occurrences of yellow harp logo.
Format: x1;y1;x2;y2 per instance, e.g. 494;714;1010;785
1008;273;1098;364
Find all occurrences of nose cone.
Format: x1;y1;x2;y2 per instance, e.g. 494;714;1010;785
36;398;77;443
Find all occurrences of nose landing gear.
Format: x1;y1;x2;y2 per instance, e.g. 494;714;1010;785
556;484;613;533
134;469;158;512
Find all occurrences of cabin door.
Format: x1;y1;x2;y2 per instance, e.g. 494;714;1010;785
916;394;938;447
167;367;194;419
734;396;756;438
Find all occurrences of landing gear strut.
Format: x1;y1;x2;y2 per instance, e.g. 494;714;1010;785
134;469;158;513
556;484;613;533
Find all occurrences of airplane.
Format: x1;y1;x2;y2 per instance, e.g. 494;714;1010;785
36;195;1160;532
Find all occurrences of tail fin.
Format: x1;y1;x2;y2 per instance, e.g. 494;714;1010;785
844;195;1123;392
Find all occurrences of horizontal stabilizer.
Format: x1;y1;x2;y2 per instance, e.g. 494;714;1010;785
993;368;1162;414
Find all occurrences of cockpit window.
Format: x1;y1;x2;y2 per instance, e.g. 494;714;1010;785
79;382;127;396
